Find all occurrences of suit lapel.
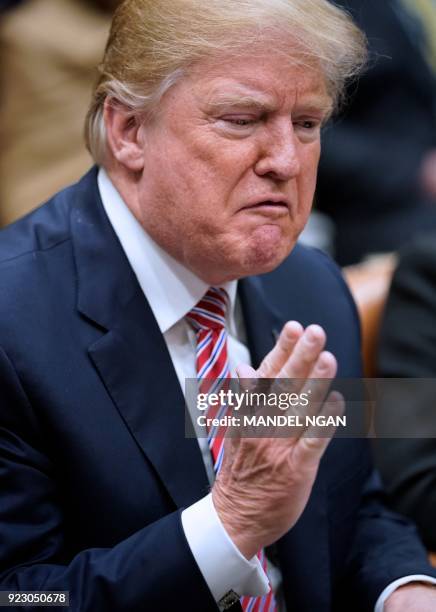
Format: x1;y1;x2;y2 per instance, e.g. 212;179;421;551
70;169;208;509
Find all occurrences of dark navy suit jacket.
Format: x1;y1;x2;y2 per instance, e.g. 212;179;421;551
0;168;434;611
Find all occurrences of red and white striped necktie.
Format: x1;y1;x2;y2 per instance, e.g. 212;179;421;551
187;287;277;612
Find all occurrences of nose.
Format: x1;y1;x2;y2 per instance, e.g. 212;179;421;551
254;121;301;182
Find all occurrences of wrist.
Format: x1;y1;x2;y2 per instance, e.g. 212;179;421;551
212;488;259;560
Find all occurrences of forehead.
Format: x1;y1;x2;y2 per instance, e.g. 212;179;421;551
186;47;332;113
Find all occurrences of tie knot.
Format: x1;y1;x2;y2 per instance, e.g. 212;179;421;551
186;287;228;332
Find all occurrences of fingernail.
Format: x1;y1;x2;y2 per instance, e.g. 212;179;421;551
284;321;303;339
305;325;324;346
316;360;329;373
305;329;319;345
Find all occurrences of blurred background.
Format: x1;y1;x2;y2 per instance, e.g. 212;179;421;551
0;0;121;226
301;0;436;265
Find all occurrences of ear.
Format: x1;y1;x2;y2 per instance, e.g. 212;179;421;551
104;98;145;172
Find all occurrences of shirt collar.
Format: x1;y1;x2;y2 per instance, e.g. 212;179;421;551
97;167;237;334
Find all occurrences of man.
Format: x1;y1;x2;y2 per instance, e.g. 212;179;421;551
0;1;435;610
375;234;436;551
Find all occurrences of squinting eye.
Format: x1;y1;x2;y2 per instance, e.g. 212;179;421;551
231;119;253;126
296;120;317;130
222;117;257;127
293;119;322;140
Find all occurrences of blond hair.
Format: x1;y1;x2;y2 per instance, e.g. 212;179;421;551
85;0;367;164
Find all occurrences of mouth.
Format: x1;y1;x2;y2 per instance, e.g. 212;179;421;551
241;199;290;215
248;200;288;208
242;196;290;210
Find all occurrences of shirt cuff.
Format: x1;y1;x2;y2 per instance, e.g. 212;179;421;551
181;493;270;602
375;575;436;611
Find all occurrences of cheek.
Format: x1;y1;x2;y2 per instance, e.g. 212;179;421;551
169;157;229;215
298;150;320;208
183;136;257;198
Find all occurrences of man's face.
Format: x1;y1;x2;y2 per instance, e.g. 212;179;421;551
133;47;332;284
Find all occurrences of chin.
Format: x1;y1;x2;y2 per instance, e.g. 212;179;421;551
198;226;297;283
244;226;295;273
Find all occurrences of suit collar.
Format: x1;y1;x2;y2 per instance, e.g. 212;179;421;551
71;166;139;331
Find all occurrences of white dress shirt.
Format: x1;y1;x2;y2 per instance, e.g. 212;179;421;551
97;167;436;611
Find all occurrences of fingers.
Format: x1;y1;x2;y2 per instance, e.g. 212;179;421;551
294;351;337;422
307;350;337;380
257;321;303;377
277;324;326;380
256;321;330;382
234;323;337;440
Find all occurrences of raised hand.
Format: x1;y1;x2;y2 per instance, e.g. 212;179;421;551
212;322;343;559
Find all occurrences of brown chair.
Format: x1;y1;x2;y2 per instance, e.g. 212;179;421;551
343;254;397;377
344;255;436;567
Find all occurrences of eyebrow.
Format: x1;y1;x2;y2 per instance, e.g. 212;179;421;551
299;98;335;121
204;92;277;113
204;91;333;120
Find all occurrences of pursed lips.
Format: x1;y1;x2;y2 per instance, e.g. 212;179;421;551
241;197;290;213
